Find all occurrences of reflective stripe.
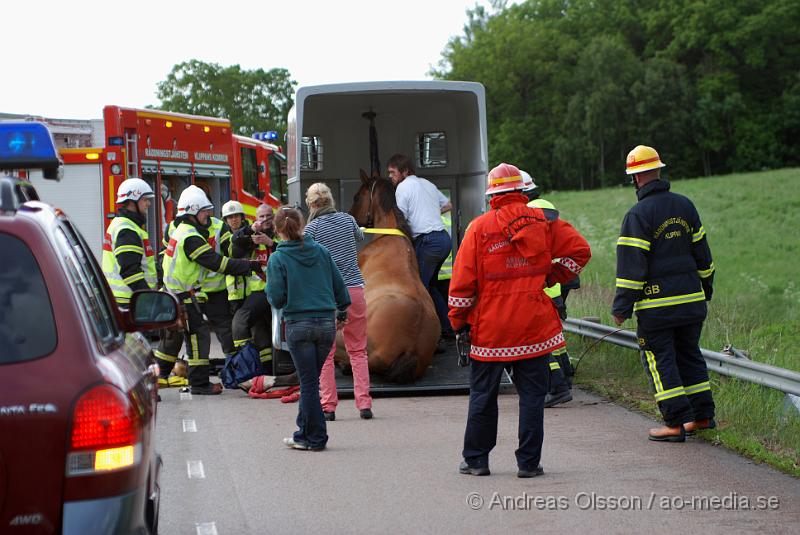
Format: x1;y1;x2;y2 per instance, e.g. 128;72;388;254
187;358;211;366
448;295;476;308
123;272;145;285
470;332;564;359
634;291;706;311
698;263;715;279
190;243;212;260
233;338;251;348
552;347;567;356
115;244;144;255
617;236;651;251
260;347;273;362
190;334;199;360
692;226;706;243
654;386;686;402
557;257;583;275
201;218;227;293
154;350;177;363
616;278;645;290
549;361;561;371
684;381;711;395
645;351;663;392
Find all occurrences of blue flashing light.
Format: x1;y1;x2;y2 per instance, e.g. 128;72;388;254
0;122;61;171
252;131;279;142
108;136;125;146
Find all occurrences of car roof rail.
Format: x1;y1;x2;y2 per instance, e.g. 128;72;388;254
0;176;40;213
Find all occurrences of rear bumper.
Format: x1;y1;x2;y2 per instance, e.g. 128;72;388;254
62;486;149;535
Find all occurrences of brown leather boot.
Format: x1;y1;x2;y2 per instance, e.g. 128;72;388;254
648;425;686;442
685;418;716;436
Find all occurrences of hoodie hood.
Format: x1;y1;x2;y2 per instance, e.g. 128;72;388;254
275;236;322;267
490;192;548;262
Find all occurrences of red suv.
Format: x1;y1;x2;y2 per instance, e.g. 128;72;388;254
0;123;179;534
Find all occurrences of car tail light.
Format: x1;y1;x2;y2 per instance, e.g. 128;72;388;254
66;385;141;476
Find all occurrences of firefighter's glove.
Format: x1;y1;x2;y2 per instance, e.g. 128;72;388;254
455;327;471;367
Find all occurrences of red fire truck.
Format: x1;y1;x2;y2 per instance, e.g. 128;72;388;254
28;105;287;257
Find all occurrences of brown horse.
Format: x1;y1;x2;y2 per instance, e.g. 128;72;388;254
336;171;439;382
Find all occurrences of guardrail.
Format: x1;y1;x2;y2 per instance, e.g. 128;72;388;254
564;318;800;398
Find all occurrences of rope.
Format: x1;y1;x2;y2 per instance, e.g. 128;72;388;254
571;326;630;377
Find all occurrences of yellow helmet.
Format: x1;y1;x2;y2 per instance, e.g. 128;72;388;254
625;145;666;175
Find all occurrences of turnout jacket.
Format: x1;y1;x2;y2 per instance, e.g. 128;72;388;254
102;209;156;302
612;180;714;330
448;193;591;362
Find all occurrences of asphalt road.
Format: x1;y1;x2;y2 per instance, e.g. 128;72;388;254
155;383;799;534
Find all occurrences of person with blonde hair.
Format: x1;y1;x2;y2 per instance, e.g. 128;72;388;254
304;183;373;420
267;206;350;450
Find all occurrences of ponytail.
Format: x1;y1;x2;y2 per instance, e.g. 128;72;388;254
274;206;305;241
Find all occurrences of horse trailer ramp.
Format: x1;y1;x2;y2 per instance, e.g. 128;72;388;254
334;338;513;394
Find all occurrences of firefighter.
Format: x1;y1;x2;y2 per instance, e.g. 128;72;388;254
226;201;274;374
156;186;263;395
449;163;591;478
102;178;157;306
521;170;574;408
612;145;716;442
200;213;237;372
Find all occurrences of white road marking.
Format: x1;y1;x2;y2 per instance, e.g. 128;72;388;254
196;522;218;535
180;392;193;401
183;419;197;432
187;460;205;479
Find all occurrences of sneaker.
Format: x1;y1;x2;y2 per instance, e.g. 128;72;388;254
517;465;544;478
458;461;490;476
282;437;325;451
360;408;373;420
324;411;336;422
544;389;572;408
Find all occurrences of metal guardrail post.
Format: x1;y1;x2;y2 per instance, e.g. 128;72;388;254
564;318;800;398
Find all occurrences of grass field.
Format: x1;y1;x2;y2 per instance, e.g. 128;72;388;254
546;168;800;476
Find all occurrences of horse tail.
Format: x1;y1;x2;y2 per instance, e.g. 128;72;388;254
384;351;418;384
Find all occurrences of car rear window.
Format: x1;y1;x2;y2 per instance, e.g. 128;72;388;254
0;232;57;364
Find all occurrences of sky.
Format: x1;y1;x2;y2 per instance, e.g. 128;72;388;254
1;0;502;120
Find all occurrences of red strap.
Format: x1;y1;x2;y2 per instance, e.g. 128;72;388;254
247;382;300;400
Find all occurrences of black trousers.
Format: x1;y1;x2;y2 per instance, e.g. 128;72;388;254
548;349;572;393
463;356;549;471
637;322;715;426
231;292;273;374
155;303;212;387
202;290;235;357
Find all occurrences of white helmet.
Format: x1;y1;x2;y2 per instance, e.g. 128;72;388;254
116;178;155;204
221;200;245;219
520;170;537;192
177;185;213;216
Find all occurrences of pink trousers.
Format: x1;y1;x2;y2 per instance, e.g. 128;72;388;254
320;286;372;411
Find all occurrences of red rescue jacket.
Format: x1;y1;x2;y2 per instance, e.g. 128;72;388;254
448;193;591;362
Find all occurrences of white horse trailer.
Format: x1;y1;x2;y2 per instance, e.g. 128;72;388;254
276;81;507;391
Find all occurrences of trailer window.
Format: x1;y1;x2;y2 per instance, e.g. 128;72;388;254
416;132;448;168
269;152;287;202
300;136;323;172
240;147;259;196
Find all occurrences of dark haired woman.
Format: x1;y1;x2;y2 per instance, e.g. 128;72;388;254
266;207;350;451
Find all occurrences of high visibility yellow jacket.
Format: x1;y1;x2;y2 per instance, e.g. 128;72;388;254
102;212;157;304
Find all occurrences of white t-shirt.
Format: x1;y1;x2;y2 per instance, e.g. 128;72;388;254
395;175;448;238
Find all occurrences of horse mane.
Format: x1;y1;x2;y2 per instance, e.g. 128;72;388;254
371;177;413;239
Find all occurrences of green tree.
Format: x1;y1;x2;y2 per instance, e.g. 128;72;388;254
154;60;296;139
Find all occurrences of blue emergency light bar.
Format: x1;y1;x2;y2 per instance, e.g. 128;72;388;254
252;131;278;142
0;122;62;171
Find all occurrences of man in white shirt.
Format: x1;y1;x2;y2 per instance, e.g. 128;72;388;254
388;153;454;337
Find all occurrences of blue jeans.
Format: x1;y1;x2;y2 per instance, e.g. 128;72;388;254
414;230;453;333
463;356;549;471
286;317;336;449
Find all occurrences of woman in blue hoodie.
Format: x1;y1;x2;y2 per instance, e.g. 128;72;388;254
267;206;351;451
